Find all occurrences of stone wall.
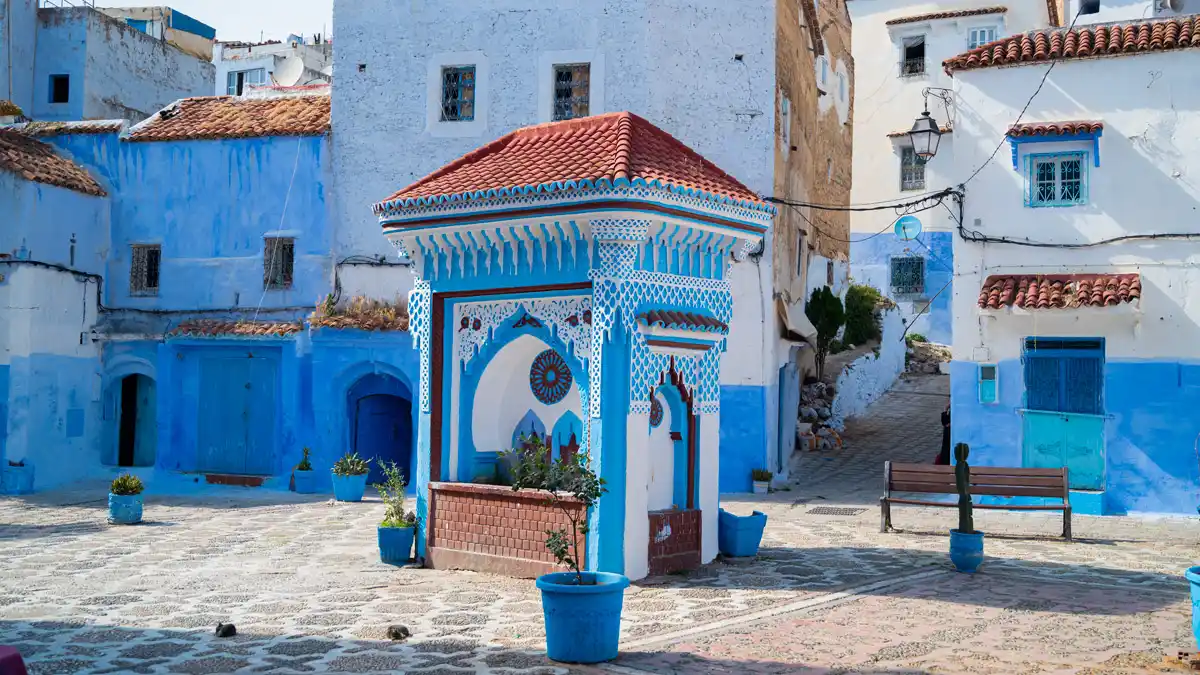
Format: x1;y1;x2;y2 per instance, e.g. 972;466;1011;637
647;509;701;576
427;482;585;578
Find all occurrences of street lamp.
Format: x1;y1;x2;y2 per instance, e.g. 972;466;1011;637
907;109;942;161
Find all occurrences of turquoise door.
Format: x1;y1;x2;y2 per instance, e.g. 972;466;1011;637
197;354;277;475
1020;338;1105;490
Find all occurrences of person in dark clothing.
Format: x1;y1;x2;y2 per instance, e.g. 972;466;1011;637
935;402;951;465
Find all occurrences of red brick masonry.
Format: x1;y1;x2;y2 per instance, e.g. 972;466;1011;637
648;509;701;576
427;482;585;578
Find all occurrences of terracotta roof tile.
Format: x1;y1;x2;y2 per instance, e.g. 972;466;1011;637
887;6;1008;26
11;120;125;137
1007;120;1102;137
978;274;1141;310
639;309;729;334
375;111;769;214
167;320;303;338
126;94;330;142
0;99;23;117
887;125;953;138
0;129;105;196
945;15;1200;73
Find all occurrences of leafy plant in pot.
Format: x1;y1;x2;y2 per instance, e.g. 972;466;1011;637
949;443;984;573
376;460;417;564
331;451;371;502
293;447;318;494
503;436;628;664
108;473;144;525
751;468;773;494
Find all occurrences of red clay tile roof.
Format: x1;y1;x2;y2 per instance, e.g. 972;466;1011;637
167;320;303;338
639;310;729;334
126;94;330;142
375;111;770;214
13;120;125;137
886;6;1008;26
0;129;105;196
978;274;1141;310
945;16;1200;73
1007;121;1102;137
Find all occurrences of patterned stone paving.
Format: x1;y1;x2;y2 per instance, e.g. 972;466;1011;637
2;375;1198;674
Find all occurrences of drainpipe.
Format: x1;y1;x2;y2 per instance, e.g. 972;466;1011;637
6;0;12;104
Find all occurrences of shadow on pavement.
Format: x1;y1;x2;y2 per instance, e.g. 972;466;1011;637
604;651;929;674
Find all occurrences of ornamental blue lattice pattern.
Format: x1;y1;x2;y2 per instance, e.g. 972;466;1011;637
409;280;433;413
530;349;573;405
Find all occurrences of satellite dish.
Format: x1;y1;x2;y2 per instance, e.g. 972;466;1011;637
894;215;923;240
1165;0;1184;12
273;55;305;87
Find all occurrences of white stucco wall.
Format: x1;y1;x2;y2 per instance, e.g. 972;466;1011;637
848;0;1051;237
646;389;675;512
950;50;1200;363
830;308;906;428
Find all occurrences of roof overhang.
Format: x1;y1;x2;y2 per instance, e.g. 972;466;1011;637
777;296;818;344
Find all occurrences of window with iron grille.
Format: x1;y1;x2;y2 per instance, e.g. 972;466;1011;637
900;146;926;191
890;256;925;295
900;36;926;76
552;63;590;121
130;244;161;296
263;237;294;290
1025;152;1087;207
440;66;476;122
1022;337;1104;414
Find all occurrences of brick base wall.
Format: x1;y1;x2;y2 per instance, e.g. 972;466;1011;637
648;509;702;576
427;482;585;578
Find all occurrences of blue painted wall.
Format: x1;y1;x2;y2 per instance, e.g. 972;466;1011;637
0;365;9;461
0;171;108;273
719;384;767;493
849;231;953;345
951;359;1200;515
32;10;88;121
4;353;100;487
0;0;38;113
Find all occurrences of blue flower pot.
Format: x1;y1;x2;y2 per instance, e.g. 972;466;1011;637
1;464;34;495
331;473;368;502
949;529;985;573
108;493;143;525
378;526;415;564
293;470;318;494
537;571;629;664
1185;566;1200;649
717;508;768;558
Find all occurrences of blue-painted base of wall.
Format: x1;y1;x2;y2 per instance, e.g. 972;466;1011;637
976;490;1108;516
719;385;767;493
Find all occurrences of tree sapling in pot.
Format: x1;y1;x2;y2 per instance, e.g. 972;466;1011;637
376;460;417;564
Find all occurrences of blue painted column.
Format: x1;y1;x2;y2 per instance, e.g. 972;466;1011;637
587;319;630;574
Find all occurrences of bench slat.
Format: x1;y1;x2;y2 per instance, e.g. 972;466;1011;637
889;471;1065;489
884;497;1066;511
891;463;1066;478
889;482;1066;498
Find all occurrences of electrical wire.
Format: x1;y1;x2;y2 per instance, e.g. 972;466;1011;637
766;187;955;213
899;277;953;343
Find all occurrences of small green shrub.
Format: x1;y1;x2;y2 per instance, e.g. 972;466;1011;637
751;469;774;482
843;284;883;346
297;447;313;472
906;332;928;345
110;473;144;496
828;338;845;354
376;461;417;528
332;451;371;477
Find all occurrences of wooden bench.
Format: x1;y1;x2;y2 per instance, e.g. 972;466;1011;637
880;461;1072;539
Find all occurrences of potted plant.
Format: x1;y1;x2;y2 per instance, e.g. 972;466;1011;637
949;443;984;573
2;459;34;495
108;473;144;525
293;447;317;494
504;437;628;664
717;508;768;558
331;451;371;502
751;468;773;494
376;460;417;564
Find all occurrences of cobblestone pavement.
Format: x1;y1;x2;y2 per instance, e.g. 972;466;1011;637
3;375;1199;674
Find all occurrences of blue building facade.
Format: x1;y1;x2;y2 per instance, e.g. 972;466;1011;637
849;230;953;345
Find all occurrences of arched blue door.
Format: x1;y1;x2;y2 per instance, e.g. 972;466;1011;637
347;372;414;487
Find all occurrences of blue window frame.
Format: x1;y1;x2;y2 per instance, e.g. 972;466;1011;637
1024;151;1088;207
440;66;476;122
1022;337;1103;414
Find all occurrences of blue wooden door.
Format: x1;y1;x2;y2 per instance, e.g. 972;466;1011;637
355;395;411;485
1021;338;1105;490
197;355;277;475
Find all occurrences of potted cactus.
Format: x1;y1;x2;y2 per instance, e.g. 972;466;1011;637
108;473;144;525
751;468;773;494
504;437;627;664
949;443;984;573
293;447;317;494
331;451;371;502
376;460;417;564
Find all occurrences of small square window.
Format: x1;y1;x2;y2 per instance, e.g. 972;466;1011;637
440;66;476;122
1025;152;1088;207
780;95;791;147
979;364;998;404
968;26;998;49
900;36;926;76
552;63;590;121
1081;0;1100;14
826;260;835;286
900;146;926;191
130;244;161;296
796;231;805;276
263;237;294;290
49;74;70;103
838;73;846;101
890;256;925;295
820;57;828;85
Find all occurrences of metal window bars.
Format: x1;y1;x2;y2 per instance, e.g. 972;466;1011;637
38;0;96;7
1025;152;1088;207
130;245;161;296
890;256;925;295
552;64;590;121
263;238;294;290
440;66;476;122
900;147;926;191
